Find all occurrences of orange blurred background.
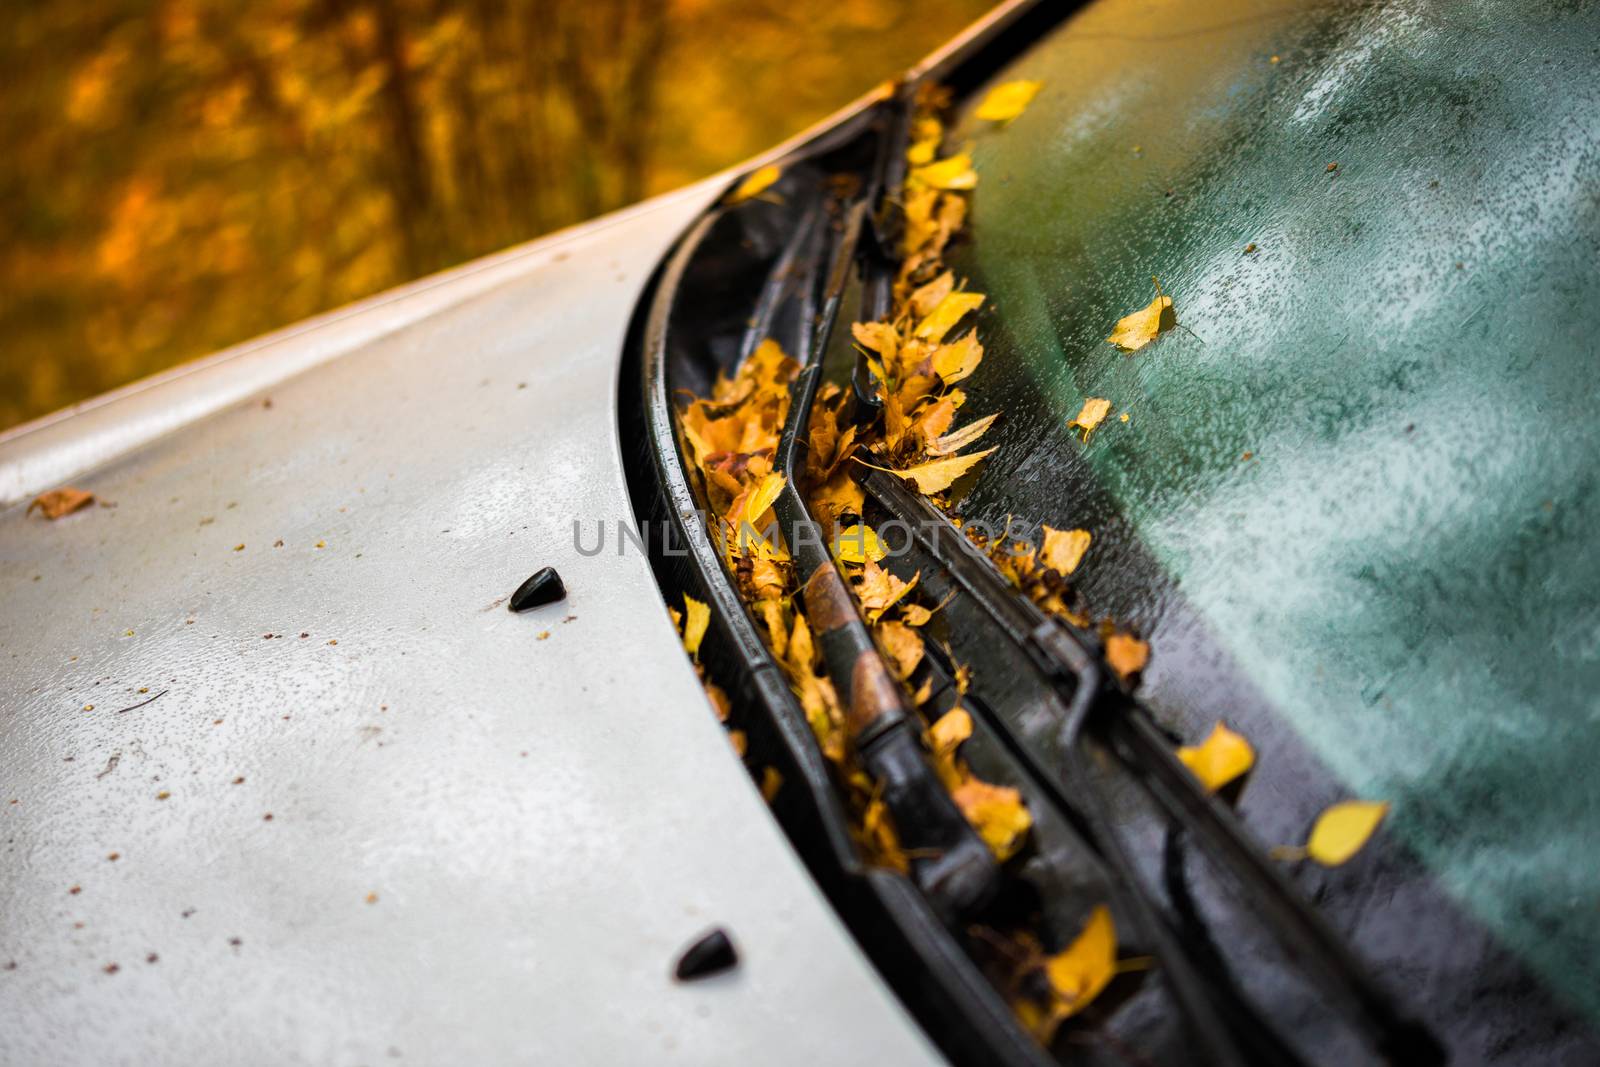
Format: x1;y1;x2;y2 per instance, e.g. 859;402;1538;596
0;0;993;432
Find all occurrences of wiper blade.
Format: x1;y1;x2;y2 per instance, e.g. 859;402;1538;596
863;467;1447;1066
763;170;1000;919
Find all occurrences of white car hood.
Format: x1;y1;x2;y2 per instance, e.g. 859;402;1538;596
0;180;940;1065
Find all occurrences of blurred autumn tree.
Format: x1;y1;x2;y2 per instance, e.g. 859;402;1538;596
0;0;993;430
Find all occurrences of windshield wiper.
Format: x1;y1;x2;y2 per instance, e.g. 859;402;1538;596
862;466;1447;1066
757;127;1001;920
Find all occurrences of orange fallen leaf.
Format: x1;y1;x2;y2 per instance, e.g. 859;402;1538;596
1068;397;1112;440
1039;526;1091;576
929;707;973;756
760;766;784;802
875;620;924;681
909;270;955;319
727;164;781;204
851;320;899;362
28;487;94;520
1176;721;1255;793
854;560;919;622
1105;631;1149;680
1043;905;1117;1017
860;448;996;496
1107;281;1176;352
951;777;1032;861
682;594;710;659
916;291;985;344
931;330;984;384
974;80;1043;124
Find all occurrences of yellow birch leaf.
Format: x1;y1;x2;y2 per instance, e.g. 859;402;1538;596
910;152;978;191
931;412;998;455
974;80;1043;124
909;270;954;319
1307;800;1389;866
875;620;925;680
1043;905;1117;1016
917;292;985;343
1105;632;1149;679
860;448;996;495
1176;721;1256;793
855;560;919;621
1069;397;1112;440
851;320;899;362
931;330;984;383
1107;283;1176;352
738;472;786;527
1040;526;1091;575
832;523;889;564
728;164;781;204
929;707;973;756
756;599;788;658
952;777;1032;861
682;594;710;659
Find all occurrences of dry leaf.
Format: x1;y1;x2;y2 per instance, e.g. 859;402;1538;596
930;412;997;456
875;620;925;681
929;707;972;756
854;560;919;622
1039;526;1091;576
931;330;984;384
728;164;781;204
1043;905;1117;1017
833;523;887;564
851;320;899;362
974;80;1042;124
862;448;996;495
760;766;784;802
1068;397;1112;440
1176;721;1255;793
910;153;978;191
1107;283;1176;352
916;291;985;344
28;487;94;520
909;270;954;319
1105;631;1149;679
951;777;1032;861
1306;800;1389;866
682;594;710;659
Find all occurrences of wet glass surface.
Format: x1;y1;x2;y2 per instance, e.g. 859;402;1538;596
943;0;1600;1033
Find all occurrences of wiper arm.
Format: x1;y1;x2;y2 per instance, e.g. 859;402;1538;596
765;179;1000;920
863;467;1447;1066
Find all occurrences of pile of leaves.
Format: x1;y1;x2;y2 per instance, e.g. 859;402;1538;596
673;79;1390;1050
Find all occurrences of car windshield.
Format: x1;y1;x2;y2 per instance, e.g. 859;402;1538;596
940;0;1600;1026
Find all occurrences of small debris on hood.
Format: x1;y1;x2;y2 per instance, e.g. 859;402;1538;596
509;567;566;612
112;689;166;715
673;927;739;981
28;487;94;520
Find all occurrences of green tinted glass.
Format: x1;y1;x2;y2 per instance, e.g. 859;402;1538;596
944;0;1600;1020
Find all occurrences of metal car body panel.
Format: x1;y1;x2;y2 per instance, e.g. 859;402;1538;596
0;171;942;1064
